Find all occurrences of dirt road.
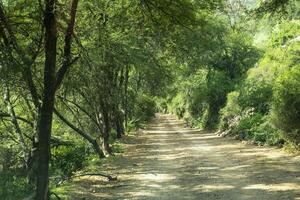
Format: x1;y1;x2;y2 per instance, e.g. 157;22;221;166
69;114;300;200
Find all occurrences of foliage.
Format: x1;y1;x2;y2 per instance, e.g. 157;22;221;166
219;91;241;130
272;66;300;144
133;94;156;124
254;0;300;19
0;0;299;198
218;19;300;147
231;111;264;140
204;70;232;129
238;65;275;114
0;171;33;200
255;118;285;146
51;142;90;177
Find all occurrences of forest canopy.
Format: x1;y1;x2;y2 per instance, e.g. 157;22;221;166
0;0;299;199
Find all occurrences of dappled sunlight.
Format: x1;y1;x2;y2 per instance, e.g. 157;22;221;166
243;183;300;191
172;145;214;152
193;184;235;192
221;164;252;171
197;166;219;170
148;149;173;153
144;129;201;134
133;173;176;182
66;114;300;199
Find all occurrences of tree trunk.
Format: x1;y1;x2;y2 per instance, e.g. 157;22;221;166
101;104;111;156
3;83;28;168
36;97;55;200
27;139;39;185
124;65;129;130
36;0;79;197
116;119;123;139
115;111;125;139
36;0;57;199
92;139;106;159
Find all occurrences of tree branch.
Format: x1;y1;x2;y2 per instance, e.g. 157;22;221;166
0;112;34;127
53;108;95;145
55;0;79;91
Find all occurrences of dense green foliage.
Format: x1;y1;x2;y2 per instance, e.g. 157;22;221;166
0;0;299;199
273;66;300;143
165;1;300;148
217;20;299;147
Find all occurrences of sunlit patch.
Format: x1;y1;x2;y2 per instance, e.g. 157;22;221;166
243;183;300;191
222;165;251;171
197;166;219;170
174;145;214;151
215;144;241;149
193;184;235;192
144;130;202;134
147;183;163;188
134;173;175;182
149;149;173;153
127;190;155;197
156;152;189;161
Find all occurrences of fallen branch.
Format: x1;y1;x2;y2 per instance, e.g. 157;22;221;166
72;173;117;181
55;172;117;187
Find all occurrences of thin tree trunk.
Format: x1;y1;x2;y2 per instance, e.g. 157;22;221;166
115;110;124;139
115;119;123;139
100;103;111;156
54;108;105;159
3;83;28;167
124;65;129;130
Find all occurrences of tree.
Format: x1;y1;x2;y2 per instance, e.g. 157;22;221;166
36;0;79;198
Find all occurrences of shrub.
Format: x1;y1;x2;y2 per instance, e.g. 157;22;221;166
51;142;89;177
168;69;208;123
272;66;300;144
238;64;277;114
255;118;285;146
0;171;33;200
232;111;263;140
156;98;168;114
219;91;241;130
205;70;232;129
134;94;156;123
168;93;186;118
217;20;299;148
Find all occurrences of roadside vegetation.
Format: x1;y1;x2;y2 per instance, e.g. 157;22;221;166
165;0;300;151
0;0;299;199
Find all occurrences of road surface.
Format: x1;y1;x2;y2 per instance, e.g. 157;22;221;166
69;114;300;200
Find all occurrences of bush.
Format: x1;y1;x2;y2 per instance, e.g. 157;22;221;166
51;142;89;177
134;94;156;123
205;70;232;129
272;66;300;144
217;20;299;148
219;91;241;130
232;111;263;140
255;118;285;146
155;98;168;114
168;93;187;118
238;64;277;114
0;171;33;200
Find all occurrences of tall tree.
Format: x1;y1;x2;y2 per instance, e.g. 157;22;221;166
36;0;79;198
